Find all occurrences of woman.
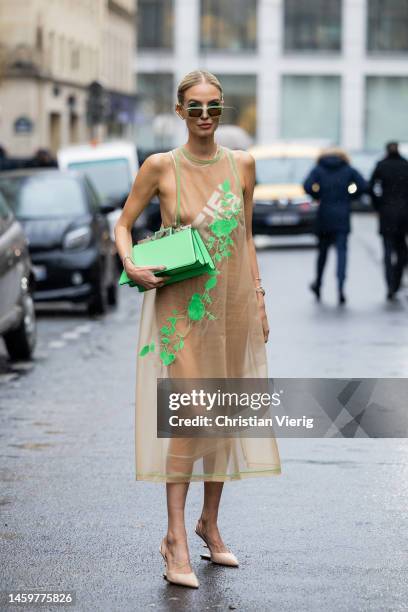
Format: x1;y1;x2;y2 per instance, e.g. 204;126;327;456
303;147;368;305
114;70;281;589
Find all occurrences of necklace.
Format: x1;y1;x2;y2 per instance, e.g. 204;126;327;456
181;144;222;165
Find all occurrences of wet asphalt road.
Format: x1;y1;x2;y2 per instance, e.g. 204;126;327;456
1;213;407;612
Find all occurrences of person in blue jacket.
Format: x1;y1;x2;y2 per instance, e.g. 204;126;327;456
303;147;368;305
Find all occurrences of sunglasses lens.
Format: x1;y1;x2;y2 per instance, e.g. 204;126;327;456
186;105;223;118
187;108;202;117
208;106;222;117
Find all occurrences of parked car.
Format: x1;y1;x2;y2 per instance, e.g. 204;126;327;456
136;147;169;237
248;143;323;236
0;168;118;316
57;140;150;252
0;191;36;360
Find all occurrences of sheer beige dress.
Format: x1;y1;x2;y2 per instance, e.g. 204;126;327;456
134;144;281;482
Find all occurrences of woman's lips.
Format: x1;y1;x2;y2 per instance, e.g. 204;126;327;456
198;123;212;129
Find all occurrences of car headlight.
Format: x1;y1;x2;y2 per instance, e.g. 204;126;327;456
63;226;92;251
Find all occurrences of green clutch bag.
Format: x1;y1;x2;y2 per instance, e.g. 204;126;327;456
119;148;216;292
118;225;215;292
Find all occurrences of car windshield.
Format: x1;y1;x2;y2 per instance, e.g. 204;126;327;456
67;158;131;203
0;175;86;218
256;157;316;184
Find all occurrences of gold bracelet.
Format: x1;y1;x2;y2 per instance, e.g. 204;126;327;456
255;286;265;296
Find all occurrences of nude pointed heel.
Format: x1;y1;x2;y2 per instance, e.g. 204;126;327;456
195;525;239;567
160;538;199;588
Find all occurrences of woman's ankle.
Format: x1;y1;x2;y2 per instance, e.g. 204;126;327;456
197;514;218;530
166;529;187;545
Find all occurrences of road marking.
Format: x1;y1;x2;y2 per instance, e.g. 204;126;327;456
61;331;80;340
0;373;19;383
49;324;94;349
48;340;66;349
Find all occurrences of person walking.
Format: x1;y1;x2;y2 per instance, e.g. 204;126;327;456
368;142;408;301
114;70;281;589
303;147;368;305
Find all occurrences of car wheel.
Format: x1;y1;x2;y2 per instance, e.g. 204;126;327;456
3;291;37;361
107;282;118;307
87;274;108;316
115;253;123;274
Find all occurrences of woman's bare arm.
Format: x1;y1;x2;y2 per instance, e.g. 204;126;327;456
114;154;167;290
235;150;269;343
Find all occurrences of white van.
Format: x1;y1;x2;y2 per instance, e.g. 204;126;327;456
57;140;142;242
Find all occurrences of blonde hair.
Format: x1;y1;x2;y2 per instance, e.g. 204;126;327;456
176;70;223;105
318;146;350;164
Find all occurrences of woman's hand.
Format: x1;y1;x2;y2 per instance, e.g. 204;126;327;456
124;260;167;290
257;293;269;343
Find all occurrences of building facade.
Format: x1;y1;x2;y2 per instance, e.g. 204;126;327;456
0;0;136;156
136;0;408;151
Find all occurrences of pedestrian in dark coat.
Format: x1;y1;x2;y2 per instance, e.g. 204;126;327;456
303;147;368;305
369;142;408;301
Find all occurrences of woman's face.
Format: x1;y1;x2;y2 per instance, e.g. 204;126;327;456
176;82;223;138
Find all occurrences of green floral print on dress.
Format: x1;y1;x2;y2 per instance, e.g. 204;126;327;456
138;178;242;366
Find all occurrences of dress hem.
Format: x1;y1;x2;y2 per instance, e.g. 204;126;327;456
135;467;282;483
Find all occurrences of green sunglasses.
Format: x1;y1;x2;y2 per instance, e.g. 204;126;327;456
183;103;224;118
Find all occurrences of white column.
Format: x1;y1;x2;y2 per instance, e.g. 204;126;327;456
342;0;366;150
173;0;200;145
257;0;282;144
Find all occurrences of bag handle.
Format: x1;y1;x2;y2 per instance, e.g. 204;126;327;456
171;148;181;228
154;226;173;239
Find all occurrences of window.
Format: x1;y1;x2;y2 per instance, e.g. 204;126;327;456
71;45;80;70
59;36;65;73
281;75;341;143
215;74;257;136
0;176;87;218
367;0;408;53
68;159;132;203
284;0;342;52
136;73;174;148
200;0;257;52
0;191;13;233
83;177;102;212
137;0;174;50
365;77;408;149
48;31;55;73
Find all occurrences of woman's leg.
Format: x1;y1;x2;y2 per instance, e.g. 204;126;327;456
316;233;332;286
164;482;194;574
196;482;229;552
335;232;347;291
311;233;331;299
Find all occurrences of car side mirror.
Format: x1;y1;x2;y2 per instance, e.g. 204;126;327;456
100;202;116;214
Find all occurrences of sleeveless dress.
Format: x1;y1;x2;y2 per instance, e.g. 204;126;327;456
134;144;281;482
